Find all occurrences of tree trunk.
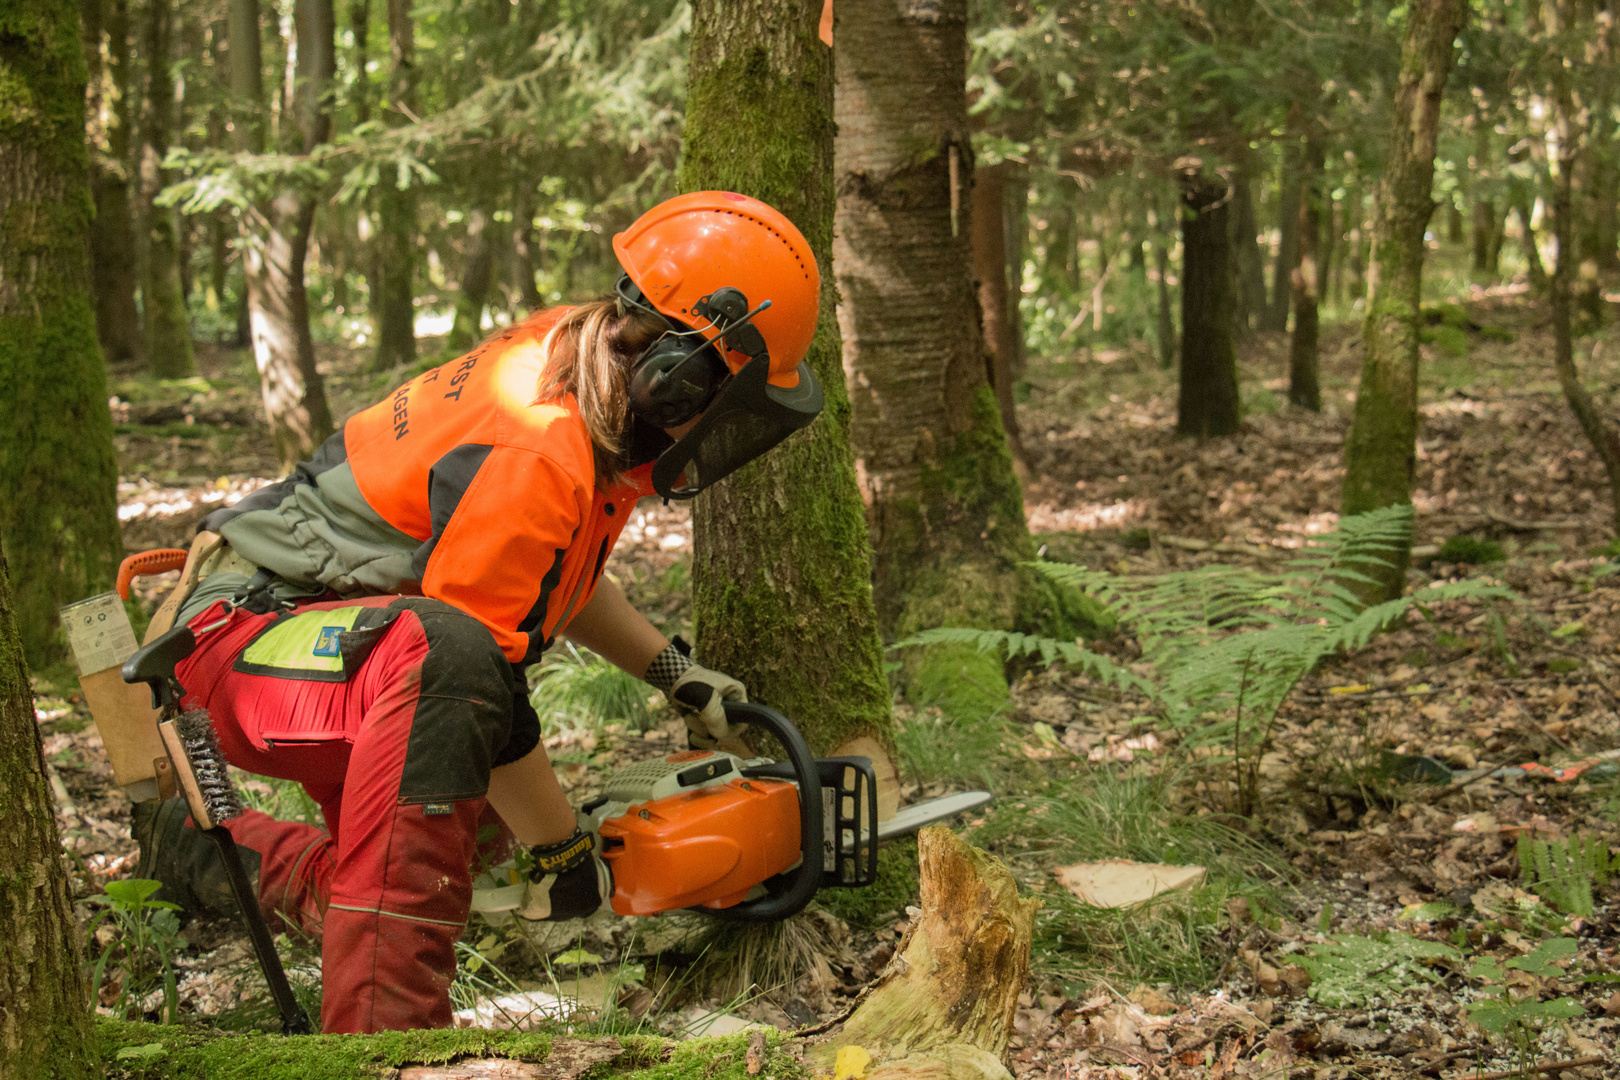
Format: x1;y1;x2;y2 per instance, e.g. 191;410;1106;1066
1344;182;1366;305
1;0;126;665
836;0;1045;728
1546;0;1620;531
681;0;895;781
83;0;144;368
1177;177;1240;438
814;827;1039;1080
1340;0;1468;602
138;0;197;377
970;161;1027;469
512;185;543;312
1289;136;1324;411
446;200;496;355
1514;197;1549;291
371;0;417;371
0;547;98;1078
1471;120;1496;275
1154;233;1175;370
1320;187;1339;303
1263;149;1304;333
236;0;336;471
1002;169;1027;380
1230;165;1268;334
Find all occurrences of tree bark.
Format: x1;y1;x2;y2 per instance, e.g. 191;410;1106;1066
83;0;144;368
235;0;336;471
371;0;418;371
1263;151;1304;333
836;0;1044;728
0;0;124;667
1289;136;1324;411
1471;120;1496;275
815;827;1039;1080
1546;0;1620;531
681;0;895;778
1177;176;1241;438
1154;233;1175;370
1513;197;1549;290
138;0;197;377
1230;165;1268;334
1340;0;1468;602
0;547;98;1077
446;199;496;355
970;161;1027;468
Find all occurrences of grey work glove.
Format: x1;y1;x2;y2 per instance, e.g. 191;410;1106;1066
644;637;748;749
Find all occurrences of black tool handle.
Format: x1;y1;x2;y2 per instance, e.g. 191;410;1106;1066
701;700;823;922
203;827;314;1034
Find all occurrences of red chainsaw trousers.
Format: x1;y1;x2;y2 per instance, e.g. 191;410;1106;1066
173;594;520;1033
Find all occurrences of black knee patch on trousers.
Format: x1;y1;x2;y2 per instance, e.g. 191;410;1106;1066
389;598;516;805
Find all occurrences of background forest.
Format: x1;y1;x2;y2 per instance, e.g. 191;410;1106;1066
4;0;1620;1077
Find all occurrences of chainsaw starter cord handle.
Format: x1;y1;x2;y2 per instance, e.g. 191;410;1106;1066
704;700;823;923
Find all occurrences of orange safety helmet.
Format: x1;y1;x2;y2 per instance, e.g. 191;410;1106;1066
612;191;820;389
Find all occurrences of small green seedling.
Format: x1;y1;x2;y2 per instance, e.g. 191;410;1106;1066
1519;833;1614;917
87;878;186;1023
1466;938;1583;1076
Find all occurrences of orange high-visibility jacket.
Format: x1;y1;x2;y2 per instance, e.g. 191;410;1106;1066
200;308;657;663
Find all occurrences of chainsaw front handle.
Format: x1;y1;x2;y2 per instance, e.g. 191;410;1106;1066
704;700;823;922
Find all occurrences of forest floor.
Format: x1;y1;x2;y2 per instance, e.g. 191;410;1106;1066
32;283;1620;1079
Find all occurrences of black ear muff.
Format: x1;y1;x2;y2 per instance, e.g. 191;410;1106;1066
628;335;723;428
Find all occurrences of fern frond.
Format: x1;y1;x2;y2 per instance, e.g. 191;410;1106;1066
890;627;1152;697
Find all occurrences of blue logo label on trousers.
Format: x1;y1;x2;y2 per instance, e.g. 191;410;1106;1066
313;627;344;657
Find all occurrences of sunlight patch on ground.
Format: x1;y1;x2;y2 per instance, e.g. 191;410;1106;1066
117;476;275;521
1420;398;1492;419
1027;498;1147;533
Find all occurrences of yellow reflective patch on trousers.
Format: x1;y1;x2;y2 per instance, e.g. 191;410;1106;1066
237;607;365;677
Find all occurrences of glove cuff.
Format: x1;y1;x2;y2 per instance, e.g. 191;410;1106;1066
644;639;694;693
527;828;595;880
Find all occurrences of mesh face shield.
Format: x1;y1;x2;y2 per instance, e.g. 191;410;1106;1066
650;354;823;500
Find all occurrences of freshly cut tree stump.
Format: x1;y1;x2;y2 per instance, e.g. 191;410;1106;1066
814;827;1040;1080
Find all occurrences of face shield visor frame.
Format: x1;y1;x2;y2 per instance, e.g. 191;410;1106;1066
650;352;823;500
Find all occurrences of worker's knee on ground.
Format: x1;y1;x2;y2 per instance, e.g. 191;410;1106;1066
389;597;517;804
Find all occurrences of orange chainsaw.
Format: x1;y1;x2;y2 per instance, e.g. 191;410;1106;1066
473;700;992;923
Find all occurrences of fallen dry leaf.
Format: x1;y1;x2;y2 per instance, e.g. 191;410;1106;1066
1054;860;1206;907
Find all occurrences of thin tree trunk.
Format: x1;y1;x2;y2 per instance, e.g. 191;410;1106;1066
1514;197;1549;290
1320;187;1339;304
1177;176;1240;437
84;0;145;367
446;198;496;355
1344;181;1365;305
138;0;197;376
1003;167;1027;380
1341;0;1468;602
1154;232;1175;370
837;0;1048;729
0;546;97;1077
1289;135;1324;411
1264;148;1304;332
681;0;896;776
1231;165;1268;334
970;161;1027;468
512;185;543;312
1471;120;1496;274
371;0;417;371
1547;0;1620;531
0;0;125;665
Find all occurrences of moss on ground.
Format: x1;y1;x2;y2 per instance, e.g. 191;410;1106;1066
95;1018;805;1080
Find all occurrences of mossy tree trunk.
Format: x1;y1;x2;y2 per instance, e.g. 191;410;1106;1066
834;0;1048;723
1176;175;1240;438
137;0;197;377
83;0;144;368
0;0;123;667
0;550;98;1078
446;187;498;356
970;161;1027;469
1288;134;1324;412
371;0;418;372
679;0;895;774
1340;0;1468;601
234;0;336;471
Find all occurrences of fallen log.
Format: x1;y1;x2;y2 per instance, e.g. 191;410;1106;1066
808;826;1040;1080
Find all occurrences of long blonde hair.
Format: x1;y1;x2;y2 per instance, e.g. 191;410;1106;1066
534;298;668;486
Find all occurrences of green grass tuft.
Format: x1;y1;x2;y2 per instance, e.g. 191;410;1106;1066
1438;534;1504;565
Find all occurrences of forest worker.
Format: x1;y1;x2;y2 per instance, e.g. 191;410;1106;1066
129;191;824;1033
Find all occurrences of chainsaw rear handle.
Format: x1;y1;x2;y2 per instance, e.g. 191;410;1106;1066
116;548;189;600
700;700;824;923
